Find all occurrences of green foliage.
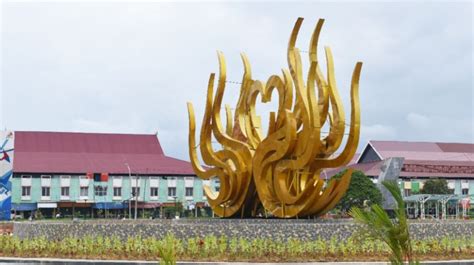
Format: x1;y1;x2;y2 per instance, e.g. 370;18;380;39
163;202;184;218
35;210;44;220
158;234;176;265
421;179;452;194
0;233;473;262
350;180;419;265
332;170;383;213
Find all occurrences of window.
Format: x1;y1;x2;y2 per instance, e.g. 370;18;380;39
41;187;50;197
150;177;159;198
41;175;51;185
167;177;177;185
41;175;51;199
60;175;71;186
80;187;89;197
132;187;140;197
21;186;31;197
60;176;70;200
113;187;122;197
462;188;469;195
131;177;140;187
21;175;32;200
168;187;176;197
185;187;193;197
61;187;70;197
150;187;158;197
113;176;122;188
404;189;411;197
79;175;89;187
95;186;107;196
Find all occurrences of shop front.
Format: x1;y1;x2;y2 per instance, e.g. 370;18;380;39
11;202;37;219
37;202;57;218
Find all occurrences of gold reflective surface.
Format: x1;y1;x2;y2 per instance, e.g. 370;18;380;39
187;17;362;218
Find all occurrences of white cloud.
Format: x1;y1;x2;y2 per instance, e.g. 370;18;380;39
361;124;397;140
70;118;144;134
406;112;431;129
1;1;472;160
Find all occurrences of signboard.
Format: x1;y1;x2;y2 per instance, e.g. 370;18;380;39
0;131;14;220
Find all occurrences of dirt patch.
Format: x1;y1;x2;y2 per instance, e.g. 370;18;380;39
0;223;13;235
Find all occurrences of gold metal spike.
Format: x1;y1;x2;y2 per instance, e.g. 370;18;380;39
187;17;362;218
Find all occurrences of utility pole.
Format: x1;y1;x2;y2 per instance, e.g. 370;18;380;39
124;163;132;220
134;173;138;220
142;168;149;219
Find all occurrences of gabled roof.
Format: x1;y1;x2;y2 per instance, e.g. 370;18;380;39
325;160;383;178
358;140;474;163
332;140;474;179
13;131;195;175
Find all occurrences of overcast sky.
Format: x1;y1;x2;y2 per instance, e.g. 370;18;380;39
1;1;473;160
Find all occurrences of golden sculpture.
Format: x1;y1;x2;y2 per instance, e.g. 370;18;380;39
187;17;362;218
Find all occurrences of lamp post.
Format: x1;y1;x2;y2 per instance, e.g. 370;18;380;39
172;195;178;219
124;163;132;219
134;174;138;220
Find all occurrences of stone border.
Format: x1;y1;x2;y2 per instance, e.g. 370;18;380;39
11;219;474;241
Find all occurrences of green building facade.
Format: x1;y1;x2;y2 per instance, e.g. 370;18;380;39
9;131;222;219
11;174;220;218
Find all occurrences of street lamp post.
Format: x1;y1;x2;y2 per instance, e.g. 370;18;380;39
124;163;132;220
134;174;138;220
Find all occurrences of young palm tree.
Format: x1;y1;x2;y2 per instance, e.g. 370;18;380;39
350;180;419;265
158;234;177;265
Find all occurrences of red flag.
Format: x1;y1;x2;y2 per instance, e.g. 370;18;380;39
86;173;94;180
100;173;109;182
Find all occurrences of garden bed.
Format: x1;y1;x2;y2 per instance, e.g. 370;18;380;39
1;234;474;262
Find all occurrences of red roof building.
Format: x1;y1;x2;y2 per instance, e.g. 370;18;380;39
324;140;474;196
328;140;474;179
13;131;195;175
7;131;216;218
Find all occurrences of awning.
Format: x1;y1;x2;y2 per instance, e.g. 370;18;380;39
58;202;93;208
137;202;161;209
93;202;127;210
37;203;57;209
12;203;37;211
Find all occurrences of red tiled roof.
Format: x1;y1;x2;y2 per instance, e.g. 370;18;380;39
327;160;474;179
369;140;474;162
13;131;195;175
325;160;383;177
15;131;165;154
328;141;474;178
322;153;360;177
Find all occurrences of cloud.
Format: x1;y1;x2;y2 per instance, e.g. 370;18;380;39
404;113;473;143
361;124;397;141
70;118;143;134
406;112;431;129
1;1;472;160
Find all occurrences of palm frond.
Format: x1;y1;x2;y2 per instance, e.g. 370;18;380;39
350;179;418;264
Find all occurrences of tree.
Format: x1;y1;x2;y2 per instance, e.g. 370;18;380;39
332;170;383;213
350;181;419;265
420;179;452;194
